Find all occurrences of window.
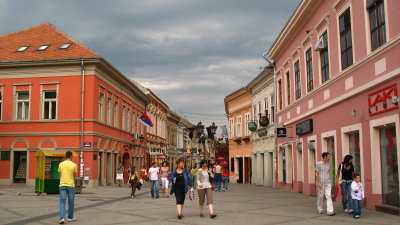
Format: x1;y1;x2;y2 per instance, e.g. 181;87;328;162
107;97;112;125
98;93;105;122
136;114;140;135
229;119;234;138
368;0;386;51
306;48;313;92
37;44;50;51
16;46;29;52
253;105;257;124
114;101;119;127
295;60;301;100
122;106;126;130
59;43;72;50
258;101;262;127
271;94;275;122
264;97;268;114
339;9;353;70
236;116;242;137
320;32;330;83
278;80;283;110
0;91;2;120
16;91;30;120
286;72;291;105
43;91;57;119
245;113;251;136
231;158;235;172
127;108;131;132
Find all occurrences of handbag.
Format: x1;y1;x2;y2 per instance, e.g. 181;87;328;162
337;164;343;184
208;171;215;190
189;187;194;200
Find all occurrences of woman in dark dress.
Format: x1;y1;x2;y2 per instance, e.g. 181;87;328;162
336;155;355;213
169;159;192;219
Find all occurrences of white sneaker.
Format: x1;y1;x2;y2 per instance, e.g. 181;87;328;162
67;218;77;222
59;219;65;224
344;209;349;213
348;209;353;214
318;210;324;214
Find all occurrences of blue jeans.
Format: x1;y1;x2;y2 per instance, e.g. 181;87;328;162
352;199;362;217
340;182;353;210
150;180;159;197
222;176;229;190
215;173;222;191
59;186;75;220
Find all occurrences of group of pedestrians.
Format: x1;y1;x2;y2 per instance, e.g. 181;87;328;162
315;152;365;219
213;162;229;192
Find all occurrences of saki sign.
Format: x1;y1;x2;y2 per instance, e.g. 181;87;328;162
368;83;398;116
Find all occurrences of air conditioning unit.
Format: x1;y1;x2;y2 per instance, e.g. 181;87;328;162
314;36;327;51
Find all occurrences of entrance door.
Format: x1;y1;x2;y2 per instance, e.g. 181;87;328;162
379;126;399;207
244;157;249;184
326;137;337;196
13;151;27;183
282;148;286;184
98;152;103;185
308;146;316;196
106;153;112;185
238;157;243;183
261;153;265;185
123;153;130;183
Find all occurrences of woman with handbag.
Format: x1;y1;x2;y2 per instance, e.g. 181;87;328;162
128;166;139;198
336;155;355;213
168;159;192;219
197;159;217;219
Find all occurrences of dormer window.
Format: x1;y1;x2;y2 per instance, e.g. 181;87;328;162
16;46;29;52
59;43;71;50
37;44;50;51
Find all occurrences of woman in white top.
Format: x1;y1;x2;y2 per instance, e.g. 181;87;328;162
160;161;170;198
196;159;217;219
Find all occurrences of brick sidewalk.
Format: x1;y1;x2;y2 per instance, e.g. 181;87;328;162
0;183;398;225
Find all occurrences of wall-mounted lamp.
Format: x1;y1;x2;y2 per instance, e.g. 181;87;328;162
351;110;357;117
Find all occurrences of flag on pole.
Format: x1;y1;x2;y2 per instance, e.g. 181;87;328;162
140;113;153;127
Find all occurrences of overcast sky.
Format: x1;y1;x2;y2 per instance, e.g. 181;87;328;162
0;0;301;128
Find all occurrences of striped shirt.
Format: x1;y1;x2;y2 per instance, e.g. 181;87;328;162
315;161;331;185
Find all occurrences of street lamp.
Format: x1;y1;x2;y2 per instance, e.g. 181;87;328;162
196;121;206;160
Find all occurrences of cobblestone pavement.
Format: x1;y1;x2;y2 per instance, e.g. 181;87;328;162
0;183;399;225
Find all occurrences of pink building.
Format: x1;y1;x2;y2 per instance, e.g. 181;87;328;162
268;0;400;214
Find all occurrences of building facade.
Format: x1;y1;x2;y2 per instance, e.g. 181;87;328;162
224;88;252;184
166;109;180;169
269;0;400;213
0;23;150;187
246;67;276;187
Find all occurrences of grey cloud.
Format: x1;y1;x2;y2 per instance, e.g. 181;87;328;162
1;0;301;125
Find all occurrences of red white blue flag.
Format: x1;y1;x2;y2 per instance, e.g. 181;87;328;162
140;113;153;127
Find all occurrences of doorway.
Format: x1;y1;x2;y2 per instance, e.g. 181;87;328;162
123;153;130;183
106;152;112;185
244;157;250;184
13;151;27;183
238;157;243;183
308;142;316;196
98;152;103;185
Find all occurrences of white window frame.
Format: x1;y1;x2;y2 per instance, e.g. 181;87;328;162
107;97;112;125
99;92;105;122
229;118;234;138
136;113;140;135
127;108;131;132
270;94;275;123
114;101;119;128
236;116;242;137
42;90;58;120
245;113;250;136
15;90;30;120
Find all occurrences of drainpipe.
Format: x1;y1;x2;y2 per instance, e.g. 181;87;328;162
262;52;276;187
80;59;85;178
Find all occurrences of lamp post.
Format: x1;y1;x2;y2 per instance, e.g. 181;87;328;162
207;122;218;160
195;121;205;160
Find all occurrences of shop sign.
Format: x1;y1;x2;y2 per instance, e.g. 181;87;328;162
84;142;91;147
257;127;268;137
277;128;287;138
296;119;313;136
248;122;257;132
368;83;398;116
158;155;166;159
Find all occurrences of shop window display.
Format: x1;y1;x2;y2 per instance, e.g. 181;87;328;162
379;126;399;207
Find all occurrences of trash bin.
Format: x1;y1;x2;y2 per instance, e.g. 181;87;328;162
75;178;83;194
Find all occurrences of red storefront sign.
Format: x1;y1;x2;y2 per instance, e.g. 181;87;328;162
368;83;398;116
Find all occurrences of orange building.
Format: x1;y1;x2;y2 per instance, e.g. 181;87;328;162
0;23;151;188
224;87;252;183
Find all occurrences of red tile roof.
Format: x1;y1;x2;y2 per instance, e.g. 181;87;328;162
0;23;99;62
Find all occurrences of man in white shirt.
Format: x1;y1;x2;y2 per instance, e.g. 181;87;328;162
148;162;160;198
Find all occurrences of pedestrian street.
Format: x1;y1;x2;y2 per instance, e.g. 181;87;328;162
0;183;399;225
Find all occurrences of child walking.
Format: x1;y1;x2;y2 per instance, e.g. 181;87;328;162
351;173;365;219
